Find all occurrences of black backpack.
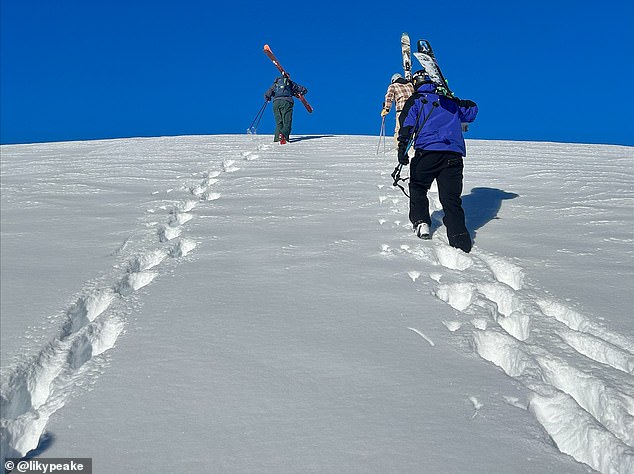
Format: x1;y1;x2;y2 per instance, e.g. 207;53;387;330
274;76;293;98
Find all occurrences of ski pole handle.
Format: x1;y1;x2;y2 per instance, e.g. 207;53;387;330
391;164;403;186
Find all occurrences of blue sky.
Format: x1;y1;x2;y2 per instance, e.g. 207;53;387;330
1;0;633;146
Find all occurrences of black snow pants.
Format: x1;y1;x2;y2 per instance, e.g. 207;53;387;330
409;150;472;253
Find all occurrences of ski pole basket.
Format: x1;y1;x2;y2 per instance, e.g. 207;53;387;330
247;101;268;134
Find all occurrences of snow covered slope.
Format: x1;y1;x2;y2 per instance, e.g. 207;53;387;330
1;135;632;473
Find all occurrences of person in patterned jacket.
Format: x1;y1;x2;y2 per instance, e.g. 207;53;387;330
381;73;415;145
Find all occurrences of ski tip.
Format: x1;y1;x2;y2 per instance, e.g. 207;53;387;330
263;44;271;51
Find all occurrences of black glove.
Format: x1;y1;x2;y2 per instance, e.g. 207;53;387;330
398;150;409;165
459;99;477;108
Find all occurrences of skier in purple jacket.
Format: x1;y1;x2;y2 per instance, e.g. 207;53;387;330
397;69;478;252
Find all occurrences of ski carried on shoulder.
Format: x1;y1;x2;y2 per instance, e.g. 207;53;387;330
401;33;412;81
263;44;313;113
413;39;454;98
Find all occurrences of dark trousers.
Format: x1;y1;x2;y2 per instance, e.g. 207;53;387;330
273;100;294;141
409;150;472;253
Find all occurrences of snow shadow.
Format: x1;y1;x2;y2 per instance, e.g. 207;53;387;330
462;187;519;237
25;432;55;459
431;187;518;238
289;135;334;143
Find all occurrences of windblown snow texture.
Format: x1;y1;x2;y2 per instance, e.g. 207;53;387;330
1;135;632;473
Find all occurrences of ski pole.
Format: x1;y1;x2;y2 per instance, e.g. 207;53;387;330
391;164;410;197
382;118;387;154
376;116;386;154
247;101;268;134
391;163;403;185
248;101;268;134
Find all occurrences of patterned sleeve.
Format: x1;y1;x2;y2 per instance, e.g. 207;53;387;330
384;85;394;111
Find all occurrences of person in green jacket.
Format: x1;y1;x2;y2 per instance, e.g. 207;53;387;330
264;75;308;144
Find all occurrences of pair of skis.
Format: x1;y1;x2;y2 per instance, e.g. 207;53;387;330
401;33;454;98
263;44;313;113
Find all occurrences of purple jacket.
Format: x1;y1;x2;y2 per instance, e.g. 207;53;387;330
397;83;478;156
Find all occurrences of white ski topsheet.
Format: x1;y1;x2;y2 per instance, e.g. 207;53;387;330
401;33;412;80
413;51;445;87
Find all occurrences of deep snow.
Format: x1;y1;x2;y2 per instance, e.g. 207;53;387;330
1;135;633;473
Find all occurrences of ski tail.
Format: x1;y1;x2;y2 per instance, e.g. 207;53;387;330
401;33;412;81
412;39;454;98
263;44;285;76
297;95;313;113
417;40;435;58
263;44;313;113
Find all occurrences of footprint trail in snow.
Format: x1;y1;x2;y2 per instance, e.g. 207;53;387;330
0;139;269;460
377;179;634;474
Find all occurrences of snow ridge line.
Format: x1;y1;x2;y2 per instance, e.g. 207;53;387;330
377;180;634;474
0;141;268;460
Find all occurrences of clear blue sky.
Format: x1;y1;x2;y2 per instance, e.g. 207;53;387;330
1;0;633;146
